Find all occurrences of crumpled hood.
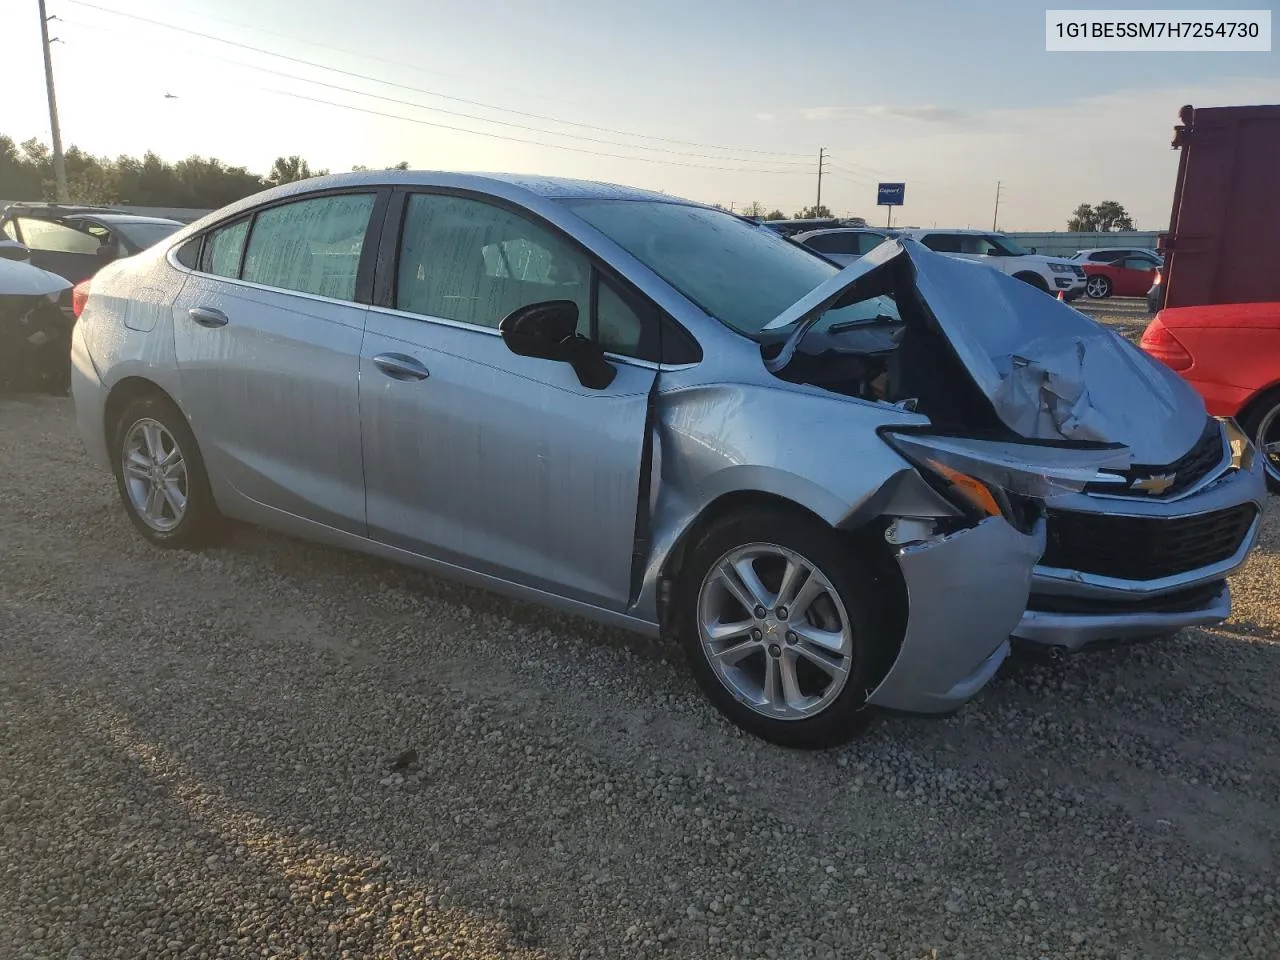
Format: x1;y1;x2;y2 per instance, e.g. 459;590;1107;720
768;238;1207;465
0;257;72;299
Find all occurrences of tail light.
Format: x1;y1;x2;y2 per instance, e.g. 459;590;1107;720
71;279;91;319
1140;314;1192;371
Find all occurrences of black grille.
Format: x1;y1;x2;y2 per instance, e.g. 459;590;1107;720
1027;580;1226;615
1042;504;1256;581
1085;418;1225;498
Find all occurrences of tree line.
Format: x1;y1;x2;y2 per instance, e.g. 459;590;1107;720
1;135;408;209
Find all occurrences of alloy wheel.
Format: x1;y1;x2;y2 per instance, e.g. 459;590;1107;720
1257;403;1280;485
121;418;189;532
696;543;854;721
1085;276;1109;298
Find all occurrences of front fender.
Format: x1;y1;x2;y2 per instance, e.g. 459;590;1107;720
630;379;951;623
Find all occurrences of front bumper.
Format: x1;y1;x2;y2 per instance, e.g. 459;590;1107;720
1011;450;1267;652
868;516;1044;714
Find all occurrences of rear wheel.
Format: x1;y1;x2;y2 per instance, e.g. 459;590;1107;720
1240;389;1280;493
1085;275;1112;299
112;394;222;547
676;508;896;748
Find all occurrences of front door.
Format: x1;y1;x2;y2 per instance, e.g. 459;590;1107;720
172;191;379;533
1116;255;1159;297
359;192;657;610
9;216;103;285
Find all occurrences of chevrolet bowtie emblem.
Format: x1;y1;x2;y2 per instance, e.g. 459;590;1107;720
1133;473;1176;495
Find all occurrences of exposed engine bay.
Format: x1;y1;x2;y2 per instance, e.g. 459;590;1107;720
763;251;1001;434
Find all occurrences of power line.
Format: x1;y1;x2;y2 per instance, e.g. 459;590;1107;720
61;0;815;161
58;16;808;168
100;0;605;114
258;89;809;174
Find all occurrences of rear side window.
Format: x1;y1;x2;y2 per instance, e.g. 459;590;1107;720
242;193;375;301
174;236;201;269
201;219;249;278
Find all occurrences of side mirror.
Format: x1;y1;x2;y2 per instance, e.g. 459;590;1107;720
96;243;117;262
499;300;616;389
1028;246;1037;254
0;239;30;262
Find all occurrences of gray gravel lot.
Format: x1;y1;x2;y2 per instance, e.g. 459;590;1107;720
2;303;1277;959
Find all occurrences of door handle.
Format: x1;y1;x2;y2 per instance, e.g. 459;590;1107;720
372;352;430;381
188;306;229;328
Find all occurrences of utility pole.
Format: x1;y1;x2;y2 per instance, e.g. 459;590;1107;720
816;147;828;213
991;181;1003;231
37;0;69;202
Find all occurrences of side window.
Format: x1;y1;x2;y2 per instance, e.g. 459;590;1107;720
596;277;644;356
14;217;101;255
1123;256;1156;272
920;233;961;253
200;219;249;278
396;193;590;330
241;194;374;300
1088;251;1117;262
803;233;855;255
958;236;1001;256
174;236;202;270
1;221;16;241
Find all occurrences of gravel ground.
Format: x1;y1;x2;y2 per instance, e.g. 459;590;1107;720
2;306;1277;959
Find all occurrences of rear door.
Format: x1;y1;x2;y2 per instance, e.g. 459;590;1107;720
1117;255;1158;297
359;190;658;610
172;190;384;534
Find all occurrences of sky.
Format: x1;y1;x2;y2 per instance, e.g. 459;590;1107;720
2;0;1276;229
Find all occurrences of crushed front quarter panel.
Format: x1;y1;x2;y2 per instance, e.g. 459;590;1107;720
631;373;957;622
867;516;1045;714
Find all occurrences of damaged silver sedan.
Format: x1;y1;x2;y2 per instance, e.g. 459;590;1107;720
69;173;1268;747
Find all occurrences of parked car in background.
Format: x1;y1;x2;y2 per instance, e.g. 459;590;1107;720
1141;303;1280;491
0;245;73;393
69;172;1266;747
896;228;1087;299
1;204;183;288
1072;247;1162;265
791;227;891;266
1147;269;1166;313
1082;254;1162;299
761;217;867;238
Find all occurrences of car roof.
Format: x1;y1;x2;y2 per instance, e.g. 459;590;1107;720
899;228;998;235
1074;247;1158;254
792;227;887;240
69;213;184;226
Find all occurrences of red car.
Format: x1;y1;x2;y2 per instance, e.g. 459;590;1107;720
1140;302;1280;491
1083;253;1162;299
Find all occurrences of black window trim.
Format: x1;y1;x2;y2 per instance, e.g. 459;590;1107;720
168;185;391;307
370;185;701;367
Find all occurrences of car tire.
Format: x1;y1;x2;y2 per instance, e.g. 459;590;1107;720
1014;272;1050;293
1239;388;1280;494
112;393;222;547
675;507;897;749
1085;275;1112;299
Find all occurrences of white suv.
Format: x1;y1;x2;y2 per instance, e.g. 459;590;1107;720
897;229;1087;299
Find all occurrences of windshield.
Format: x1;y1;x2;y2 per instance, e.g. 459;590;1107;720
563;199;849;338
113;221;183;251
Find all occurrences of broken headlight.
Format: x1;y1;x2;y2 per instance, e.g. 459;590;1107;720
879;429;1131;533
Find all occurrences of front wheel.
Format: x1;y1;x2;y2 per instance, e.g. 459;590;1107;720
1014;272;1049;293
676;508;897;748
1240;389;1280;493
1085;275;1112;299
